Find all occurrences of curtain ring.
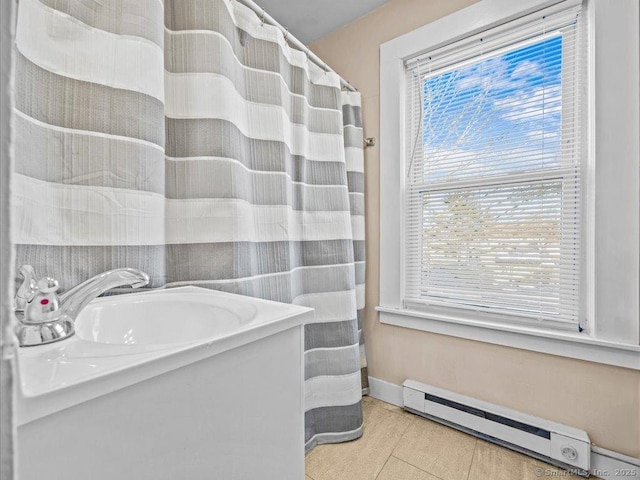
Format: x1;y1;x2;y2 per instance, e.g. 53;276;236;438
284;28;289;44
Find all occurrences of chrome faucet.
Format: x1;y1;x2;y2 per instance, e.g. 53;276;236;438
14;265;150;347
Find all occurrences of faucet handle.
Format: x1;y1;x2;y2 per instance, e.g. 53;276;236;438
36;277;60;294
24;277;62;324
15;265;38;313
16;275;75;346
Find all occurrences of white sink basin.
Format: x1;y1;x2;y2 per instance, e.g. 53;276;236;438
17;286;313;415
74;293;257;346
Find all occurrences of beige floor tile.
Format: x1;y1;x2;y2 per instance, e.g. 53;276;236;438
361;394;378;408
305;401;412;480
366;397;404;414
363;395;417;420
468;441;536;480
533;459;583;478
376;402;404;414
308;399;590;480
361;395;381;420
362;395;394;409
377;456;441;480
468;441;582;480
392;417;477;480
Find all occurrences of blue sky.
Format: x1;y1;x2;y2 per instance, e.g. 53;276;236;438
420;35;564;182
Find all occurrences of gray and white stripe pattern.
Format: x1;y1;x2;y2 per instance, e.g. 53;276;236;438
13;0;166;287
14;0;366;451
342;92;368;394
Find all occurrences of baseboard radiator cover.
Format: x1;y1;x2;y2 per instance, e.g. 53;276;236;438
403;380;591;475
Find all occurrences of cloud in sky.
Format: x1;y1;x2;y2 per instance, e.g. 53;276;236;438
420;34;564;180
494;85;562;122
510;59;542;80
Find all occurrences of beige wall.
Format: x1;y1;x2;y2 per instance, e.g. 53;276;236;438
310;0;640;458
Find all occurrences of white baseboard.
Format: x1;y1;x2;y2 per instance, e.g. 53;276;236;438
591;446;640;480
367;377;403;407
367;377;640;479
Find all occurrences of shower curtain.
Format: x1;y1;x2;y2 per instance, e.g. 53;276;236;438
13;0;366;451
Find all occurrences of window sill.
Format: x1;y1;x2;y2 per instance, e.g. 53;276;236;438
376;306;640;370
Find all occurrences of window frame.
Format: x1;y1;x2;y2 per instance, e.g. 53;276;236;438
403;24;584;329
378;0;640;370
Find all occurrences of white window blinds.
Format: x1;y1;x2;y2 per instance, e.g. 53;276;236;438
404;4;585;329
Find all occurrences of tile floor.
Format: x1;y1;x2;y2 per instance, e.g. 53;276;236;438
305;396;587;480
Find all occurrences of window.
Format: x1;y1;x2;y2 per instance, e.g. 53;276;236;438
379;0;640;369
403;7;585;330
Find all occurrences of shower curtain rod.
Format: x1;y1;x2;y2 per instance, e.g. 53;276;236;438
236;0;358;92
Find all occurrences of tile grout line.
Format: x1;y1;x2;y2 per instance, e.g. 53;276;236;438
369;401;415;480
362;403;402;480
464;438;479;480
373;452;394;480
386;407;415;457
389;454;447;480
304;467;316;480
378;399;480;480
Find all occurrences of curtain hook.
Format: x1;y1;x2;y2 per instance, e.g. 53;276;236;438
284;28;289;44
260;9;265;27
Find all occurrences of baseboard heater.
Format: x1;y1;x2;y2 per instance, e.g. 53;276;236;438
403;380;591;475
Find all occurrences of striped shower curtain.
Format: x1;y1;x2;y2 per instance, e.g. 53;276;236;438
13;0;366;451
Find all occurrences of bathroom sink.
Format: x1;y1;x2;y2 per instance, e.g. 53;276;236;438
17;286;311;480
17;286;312;411
74;291;258;346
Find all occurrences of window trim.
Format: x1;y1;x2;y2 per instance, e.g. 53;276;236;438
379;0;640;368
403;23;584;328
